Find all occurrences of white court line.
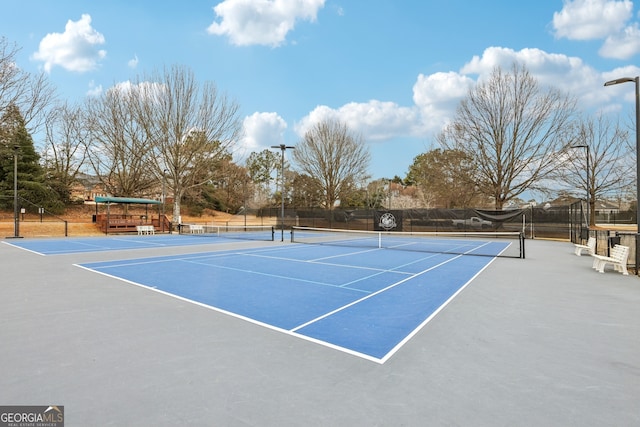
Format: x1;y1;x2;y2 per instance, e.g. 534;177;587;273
2;240;46;256
79;245;308;269
181;258;371;293
379;256;498;364
290;254;463;333
74;262;385;363
240;251;415;275
225;251;454;293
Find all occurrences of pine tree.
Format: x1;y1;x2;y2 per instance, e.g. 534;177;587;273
0;104;63;213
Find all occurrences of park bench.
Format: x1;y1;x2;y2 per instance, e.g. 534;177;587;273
136;225;155;235
574;236;596;256
592;244;629;275
189;224;204;234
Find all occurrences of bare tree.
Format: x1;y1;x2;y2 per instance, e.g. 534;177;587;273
137;65;243;222
293;119;370;210
437;63;577;209
0;37;56;133
84;85;157;197
559;114;633;226
42;102;89;201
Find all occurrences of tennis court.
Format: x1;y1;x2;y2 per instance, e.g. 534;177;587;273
75;241;499;362
3;225;275;255
6;228;520;361
1;231;638;426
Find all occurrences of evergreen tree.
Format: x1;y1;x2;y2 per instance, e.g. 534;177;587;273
0;104;63;213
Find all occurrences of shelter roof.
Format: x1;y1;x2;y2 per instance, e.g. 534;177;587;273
95;196;161;205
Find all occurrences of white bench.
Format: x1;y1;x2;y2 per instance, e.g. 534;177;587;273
137;225;155;235
592;244;629;275
574;236;596;256
189;224;204;234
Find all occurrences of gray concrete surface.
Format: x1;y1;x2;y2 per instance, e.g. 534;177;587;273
0;238;638;426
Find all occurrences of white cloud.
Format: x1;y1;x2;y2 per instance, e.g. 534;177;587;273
295;101;418;141
552;0;640;59
599;23;640;58
294;69;487;143
461;46;603;101
240;112;288;157
295;47;613;146
552;0;632;40
86;80;102;97
128;54;139;69
31;14;106;73
412;71;474;129
207;0;325;47
462;46;581;77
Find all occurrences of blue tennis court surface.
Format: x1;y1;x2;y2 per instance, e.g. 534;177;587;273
2;234;241;255
77;243;498;363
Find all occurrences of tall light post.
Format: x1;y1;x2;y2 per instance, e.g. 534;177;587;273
604;76;640;270
271;144;295;241
571;144;590;229
161;169;168;233
242;178;247;229
12;145;20;238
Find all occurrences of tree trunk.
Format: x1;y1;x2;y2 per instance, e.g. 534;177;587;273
173;189;183;224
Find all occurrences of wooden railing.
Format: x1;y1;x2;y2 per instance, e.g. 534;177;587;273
96;214;171;234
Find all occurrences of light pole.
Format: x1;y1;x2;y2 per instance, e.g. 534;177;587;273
604;76;640;270
161;169;168;233
271;144;295;241
571;144;590;228
11;145;20;238
242;178;247;229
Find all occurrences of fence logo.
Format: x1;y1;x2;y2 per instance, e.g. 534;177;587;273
378;212;397;230
374;210;403;231
0;406;64;427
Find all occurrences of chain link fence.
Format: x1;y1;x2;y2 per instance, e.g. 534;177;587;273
258;205;575;239
258;205;638;274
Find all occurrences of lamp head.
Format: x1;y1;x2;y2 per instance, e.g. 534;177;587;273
604;77;637;86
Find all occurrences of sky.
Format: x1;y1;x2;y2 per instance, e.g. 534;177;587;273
2;0;640;181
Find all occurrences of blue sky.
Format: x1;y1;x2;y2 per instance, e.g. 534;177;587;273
2;0;640;180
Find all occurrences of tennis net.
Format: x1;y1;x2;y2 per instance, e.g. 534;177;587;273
179;224;275;241
290;226;525;258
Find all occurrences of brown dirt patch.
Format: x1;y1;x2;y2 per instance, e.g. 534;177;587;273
0;205;275;238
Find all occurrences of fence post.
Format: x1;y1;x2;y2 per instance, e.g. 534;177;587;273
636;233;640;275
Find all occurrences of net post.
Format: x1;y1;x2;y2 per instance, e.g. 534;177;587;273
520;232;525;259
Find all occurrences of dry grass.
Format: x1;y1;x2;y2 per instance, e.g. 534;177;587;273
0;204;275;238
